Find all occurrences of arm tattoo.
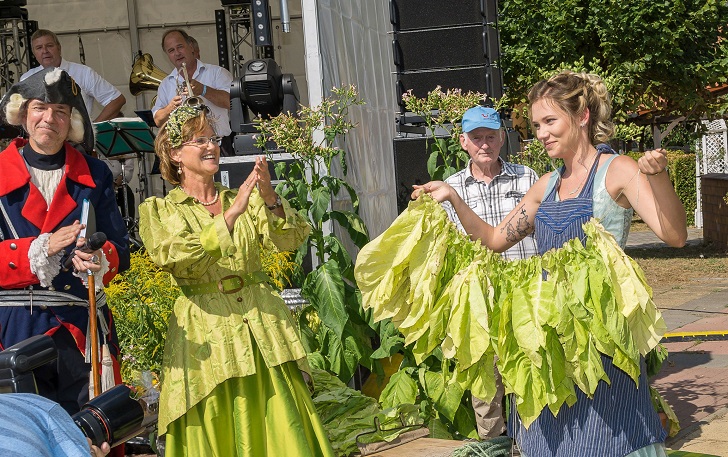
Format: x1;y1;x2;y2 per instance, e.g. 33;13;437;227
500;205;534;243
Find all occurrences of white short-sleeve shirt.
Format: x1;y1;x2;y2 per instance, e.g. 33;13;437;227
152;59;233;136
21;59;122;117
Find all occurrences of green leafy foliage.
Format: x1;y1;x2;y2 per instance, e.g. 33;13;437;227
499;0;728;122
669;153;698;227
106;250;177;382
256;86;403;384
627;151;697;225
508;139;558;177
311;366;421;457
646;344;669;379
650;385;681;438
380;369;418;409
355;196;667;427
645;344;681;437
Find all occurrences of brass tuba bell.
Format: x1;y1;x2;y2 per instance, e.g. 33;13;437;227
129;53;167;96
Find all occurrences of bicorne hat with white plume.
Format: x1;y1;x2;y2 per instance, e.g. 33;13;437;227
0;67;94;151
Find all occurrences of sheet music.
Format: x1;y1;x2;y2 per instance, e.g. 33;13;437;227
97;116;145;124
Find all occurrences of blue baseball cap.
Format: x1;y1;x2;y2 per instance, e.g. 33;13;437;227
461;106;501;132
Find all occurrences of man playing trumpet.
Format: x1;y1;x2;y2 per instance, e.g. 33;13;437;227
152;29;234;155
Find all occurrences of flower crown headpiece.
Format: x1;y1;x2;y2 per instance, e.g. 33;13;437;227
166;104;210;148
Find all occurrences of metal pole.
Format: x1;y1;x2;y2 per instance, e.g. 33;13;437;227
279;0;291;33
11;19;23;84
126;0;144;111
301;0;328;268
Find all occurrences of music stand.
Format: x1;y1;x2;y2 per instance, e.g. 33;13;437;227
94;118;155;246
94;117;155;158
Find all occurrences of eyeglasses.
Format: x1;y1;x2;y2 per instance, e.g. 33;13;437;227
183;135;223;147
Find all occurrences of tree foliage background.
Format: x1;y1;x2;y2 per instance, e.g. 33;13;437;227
499;0;728;123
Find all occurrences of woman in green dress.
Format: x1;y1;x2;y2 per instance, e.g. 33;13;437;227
138;105;334;457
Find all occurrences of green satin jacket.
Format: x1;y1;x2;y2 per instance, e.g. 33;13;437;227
138;185;311;434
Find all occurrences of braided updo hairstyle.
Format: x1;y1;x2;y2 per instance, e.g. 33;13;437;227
527;71;614;144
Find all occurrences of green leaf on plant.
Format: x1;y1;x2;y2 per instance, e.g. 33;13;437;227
324;235;355;282
451;403;479;439
427;416;453;440
329;210;370;248
310;187;332;225
297;304;321;353
370;320;405;360
307;351;328;371
303;259;348;339
321;175;342;197
339;181;361;213
427;150;439;178
271;161;286;180
380;370;418;409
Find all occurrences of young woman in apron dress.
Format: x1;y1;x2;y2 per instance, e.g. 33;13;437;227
415;70;687;457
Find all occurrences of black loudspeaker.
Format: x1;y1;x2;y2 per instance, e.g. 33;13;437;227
391;0;503;107
390;0;483;31
393;137;442;213
502;128;521;160
0;5;26;19
393;26;487;72
397;66;488;100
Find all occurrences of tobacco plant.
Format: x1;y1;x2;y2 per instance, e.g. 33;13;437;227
401;87;486;181
256;86;404;384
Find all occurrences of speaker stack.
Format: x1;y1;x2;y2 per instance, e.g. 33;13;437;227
391;0;504;213
390;0;503;108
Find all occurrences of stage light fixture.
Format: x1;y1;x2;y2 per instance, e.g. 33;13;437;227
230;58;299;128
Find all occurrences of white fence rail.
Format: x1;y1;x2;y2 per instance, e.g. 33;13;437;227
696;119;728;227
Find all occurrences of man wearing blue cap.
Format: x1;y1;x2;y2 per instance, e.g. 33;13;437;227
443;105;538;438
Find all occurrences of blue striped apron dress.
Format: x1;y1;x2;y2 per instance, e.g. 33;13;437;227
507;151;667;457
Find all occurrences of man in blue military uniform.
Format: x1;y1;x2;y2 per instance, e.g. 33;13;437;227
0;67;130;415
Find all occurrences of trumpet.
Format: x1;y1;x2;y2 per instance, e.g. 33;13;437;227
179;62;204;109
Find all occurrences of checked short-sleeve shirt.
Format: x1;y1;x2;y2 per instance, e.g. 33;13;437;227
443;158;539;261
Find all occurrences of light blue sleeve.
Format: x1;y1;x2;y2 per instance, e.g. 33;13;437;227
0;394;90;457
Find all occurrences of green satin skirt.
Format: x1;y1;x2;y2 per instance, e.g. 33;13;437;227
164;341;334;457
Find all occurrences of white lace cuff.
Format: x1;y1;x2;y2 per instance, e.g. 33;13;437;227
73;252;110;292
29;233;63;288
